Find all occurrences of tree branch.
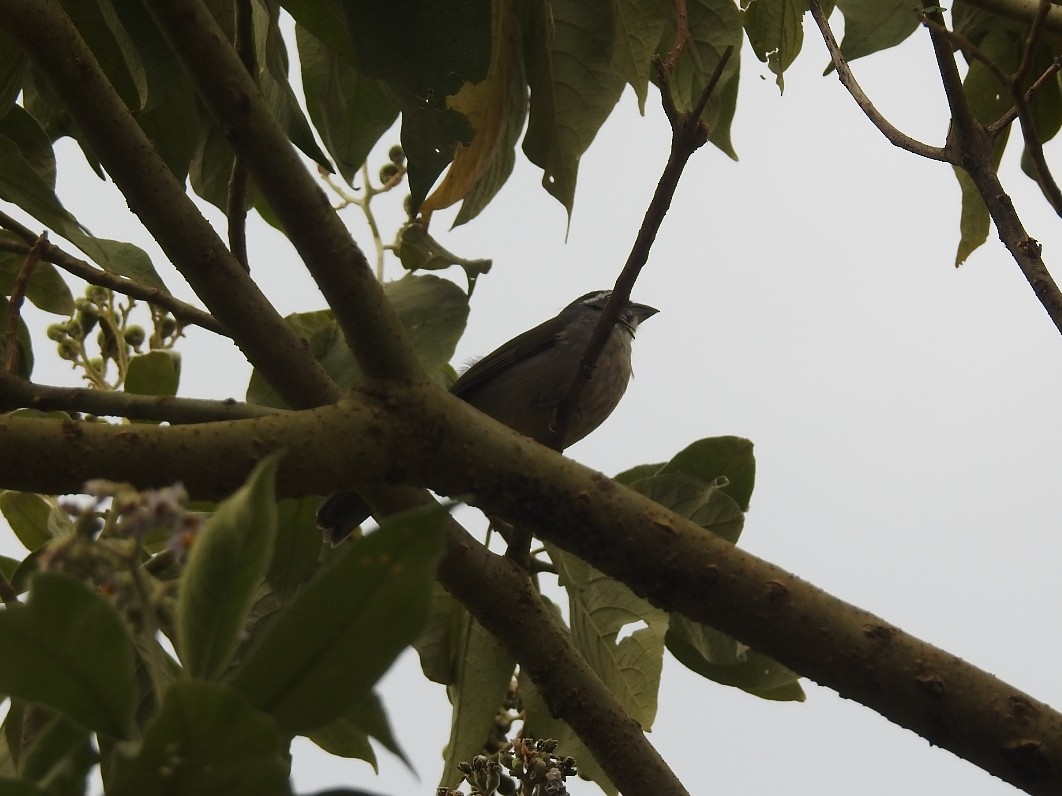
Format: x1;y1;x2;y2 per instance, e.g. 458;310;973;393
920;0;1062;334
810;1;949;161
0;0;340;409
0;212;226;336
2;388;1062;793
141;0;424;383
0;371;283;422
547;47;733;450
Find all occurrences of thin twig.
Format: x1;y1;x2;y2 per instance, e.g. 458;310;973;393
990;57;1062;132
811;1;949;162
0;370;285;422
546;46;732;452
4;233;47;374
0;213;227;336
661;0;689;74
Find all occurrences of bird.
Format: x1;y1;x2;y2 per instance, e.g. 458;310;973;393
316;289;658;543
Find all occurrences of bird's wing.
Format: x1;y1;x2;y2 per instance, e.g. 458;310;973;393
450;317;561;399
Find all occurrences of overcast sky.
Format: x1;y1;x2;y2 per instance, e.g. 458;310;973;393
6;12;1062;795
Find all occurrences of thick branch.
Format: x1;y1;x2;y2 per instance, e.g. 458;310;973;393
141;0;423;382
2;389;1061;793
0;0;339;409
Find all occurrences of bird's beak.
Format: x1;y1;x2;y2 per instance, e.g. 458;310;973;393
627;302;659;327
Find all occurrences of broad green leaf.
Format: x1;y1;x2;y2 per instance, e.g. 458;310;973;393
231;505;445;734
266;496;324;603
177;452;282;680
401;103;476;215
523;0;626;216
296;25;398;185
742;0;809;91
0;105;56;188
342;1;491;103
109;681;291;796
547;545;667;728
412;582;463;685
0;491;52;551
189;116;247;213
656;0;743;158
0;297;32;378
255;1;331;170
834;0;921;63
125;350;181;397
422;1;528;227
0;573;137;738
396;222;492;293
61;0;145;111
0;779;47;796
282;0;353;59
0;135;82;239
246;274;469;407
72;237;165;290
0;247;74;316
0;29;27;116
661;435;755;512
612;0;668;111
16;710;96;793
307;690;412;772
666;613;805;701
438;610;515;791
629;473;745;543
954;28;1020;265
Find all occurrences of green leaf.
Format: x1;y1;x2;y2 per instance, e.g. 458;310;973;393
612;0;668;111
246;274;469;408
266;496;324;603
666;613;805;701
0;491;53;551
401;103;476;215
628;473;745;543
0;247;74;316
661;435;756;512
307;690;412;772
0;105;57;188
742;0;809;92
342;1;491;103
396;222;492;293
0;29;28;116
61;0;146;111
255;1;331;170
296;25;398;185
547;545;667;728
522;0;626;216
177;452;283;680
0;573;137;738
0;297;32;378
656;0;743;158
953;28;1019;265
0;779;47;796
109;681;291;796
77;237;165;290
16;710;97;794
125;350;181;397
231;505;446;735
438;610;515;791
833;0;921;63
412;582;463;685
281;0;354;59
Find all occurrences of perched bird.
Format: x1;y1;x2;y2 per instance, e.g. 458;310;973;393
316;289;658;543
